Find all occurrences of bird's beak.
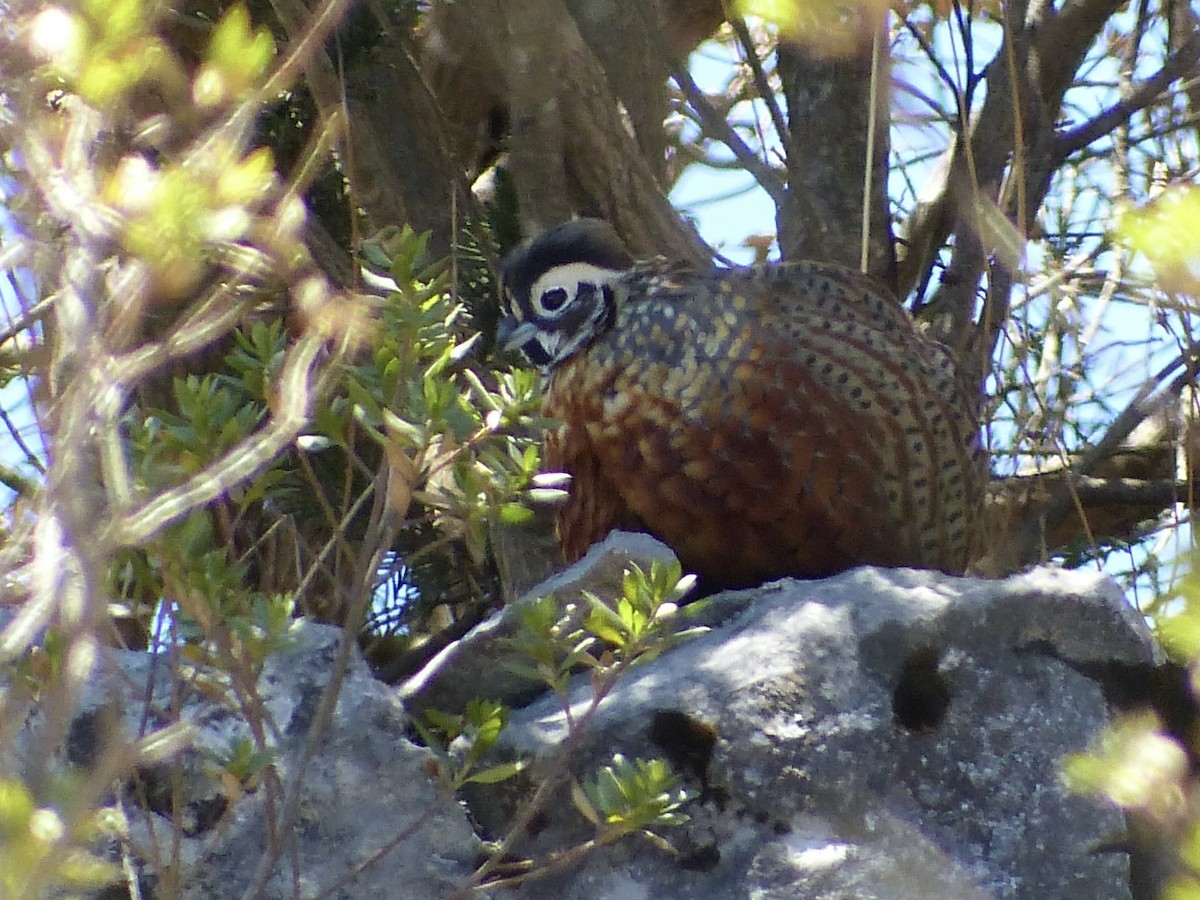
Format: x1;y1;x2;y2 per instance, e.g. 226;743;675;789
497;316;539;353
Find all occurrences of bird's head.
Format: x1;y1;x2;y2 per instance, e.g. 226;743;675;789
498;219;632;371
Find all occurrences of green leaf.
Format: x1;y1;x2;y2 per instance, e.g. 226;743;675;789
974;194;1026;272
498;502;535;525
499;659;556;685
581;755;694;835
344;376;384;424
1117;185;1200;293
464;760;527;785
1062;711;1187;810
0;779;36;835
208;4;275;84
584;595;631;647
422;708;464;740
572;779;601;826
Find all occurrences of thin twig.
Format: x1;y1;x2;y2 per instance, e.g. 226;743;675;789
0;396;45;475
861;24;882;274
104;335;331;548
900;17;966;103
1055;31;1200;162
1009;349;1200;562
240;461;402;900
728;17;793;161
671;62;787;206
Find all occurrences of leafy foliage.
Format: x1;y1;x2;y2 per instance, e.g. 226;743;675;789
0;2;543;894
1065;563;1200;897
574;754;694;838
439;563;707;891
0;779;122;895
501;561;702;698
417;698;527;789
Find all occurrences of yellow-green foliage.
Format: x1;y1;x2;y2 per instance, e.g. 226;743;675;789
194;4;276;108
1064;565;1200;897
1118;186;1200;295
0;778;122;895
5;1;545;892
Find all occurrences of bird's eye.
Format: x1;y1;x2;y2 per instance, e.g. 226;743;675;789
537;287;570;315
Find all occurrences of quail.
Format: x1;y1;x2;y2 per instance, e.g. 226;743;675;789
498;219;986;588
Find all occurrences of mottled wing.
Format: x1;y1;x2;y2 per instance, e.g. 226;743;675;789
546;259;984;585
748;262;985;572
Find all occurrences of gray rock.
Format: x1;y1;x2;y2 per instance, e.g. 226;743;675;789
30;539;1159;900
54;619;481;899
464;559;1157;900
400;530;679;715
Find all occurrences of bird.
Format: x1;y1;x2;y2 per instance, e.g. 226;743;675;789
498;218;986;588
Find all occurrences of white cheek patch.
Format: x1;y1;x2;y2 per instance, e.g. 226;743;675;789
531;263;622;318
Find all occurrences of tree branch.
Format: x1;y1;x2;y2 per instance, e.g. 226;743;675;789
984;473;1192;573
671;60;787;207
896;0;1127;301
980;348;1200;573
1054;30;1200;162
483;0;711;262
729;17;793;164
776;26;896;282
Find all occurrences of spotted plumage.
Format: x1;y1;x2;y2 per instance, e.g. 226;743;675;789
499;219;986;587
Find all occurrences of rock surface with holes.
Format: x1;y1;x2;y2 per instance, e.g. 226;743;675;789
452;546;1159;900
48;540;1159;898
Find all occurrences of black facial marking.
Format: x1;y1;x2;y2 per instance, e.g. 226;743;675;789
500;219;633;307
521;339;553;368
599;285;617;330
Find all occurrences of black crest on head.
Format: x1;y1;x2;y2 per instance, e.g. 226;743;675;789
500;219;634;303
